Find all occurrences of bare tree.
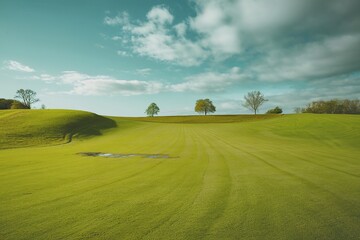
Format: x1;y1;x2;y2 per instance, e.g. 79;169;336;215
294;107;303;114
14;89;39;109
243;91;268;115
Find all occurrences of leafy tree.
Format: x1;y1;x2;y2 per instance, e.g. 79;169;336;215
41;104;46;109
14;89;39;109
302;99;360;114
11;101;28;109
266;106;283;114
146;102;160;117
0;98;26;109
195;99;216;115
0;98;14;109
243;91;268;115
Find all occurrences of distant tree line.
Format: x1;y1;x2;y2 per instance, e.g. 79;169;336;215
297;99;360;114
147;91;271;116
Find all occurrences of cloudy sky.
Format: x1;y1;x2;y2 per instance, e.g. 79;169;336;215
1;0;359;116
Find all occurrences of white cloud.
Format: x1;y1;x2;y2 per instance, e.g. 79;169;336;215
174;23;186;36
56;71;162;96
190;1;241;57
146;6;173;24
117;50;131;57
112;36;122;41
30;74;56;82
170;67;245;92
70;78;163;96
104;12;129;26
132;6;207;66
251;34;360;82
4;60;35;72
105;6;208;66
136;68;151;76
104;0;360;77
30;66;249;96
31;71;163;96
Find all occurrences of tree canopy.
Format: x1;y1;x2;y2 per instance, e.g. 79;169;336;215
146;103;160;117
301;99;360;114
195;99;216;115
266;106;283;114
243;91;268;115
0;98;27;109
14;89;39;109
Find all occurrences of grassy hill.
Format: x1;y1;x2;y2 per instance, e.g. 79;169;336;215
0;109;116;149
0;110;359;239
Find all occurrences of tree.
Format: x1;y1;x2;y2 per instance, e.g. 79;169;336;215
294;107;303;114
195;99;216;115
0;98;26;109
243;91;268;115
11;101;27;109
146;103;160;117
266;106;283;114
14;89;39;109
301;99;360;114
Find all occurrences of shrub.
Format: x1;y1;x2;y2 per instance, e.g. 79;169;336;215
266;106;283;114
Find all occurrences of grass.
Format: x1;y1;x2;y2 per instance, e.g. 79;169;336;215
0;109;116;149
0;110;359;239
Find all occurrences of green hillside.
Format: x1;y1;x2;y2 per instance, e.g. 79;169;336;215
0;109;116;149
0;110;359;239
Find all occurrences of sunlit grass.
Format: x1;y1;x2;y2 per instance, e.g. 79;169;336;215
0;110;359;239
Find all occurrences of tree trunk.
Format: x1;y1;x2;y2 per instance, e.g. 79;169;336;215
254;109;257;115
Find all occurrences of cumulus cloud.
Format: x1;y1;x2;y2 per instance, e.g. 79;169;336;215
146;6;173;24
190;1;241;57
4;60;35;72
104;0;360;85
30;66;248;96
170;67;245;92
131;6;207;66
252;34;360;82
59;71;163;96
105;6;208;66
31;71;163;96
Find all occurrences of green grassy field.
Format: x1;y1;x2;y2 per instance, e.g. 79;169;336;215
0;110;359;239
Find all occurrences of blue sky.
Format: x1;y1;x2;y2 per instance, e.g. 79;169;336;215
1;0;359;116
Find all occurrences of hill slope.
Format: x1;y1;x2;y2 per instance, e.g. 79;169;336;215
0;109;116;149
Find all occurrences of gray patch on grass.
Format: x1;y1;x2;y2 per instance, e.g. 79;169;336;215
78;152;177;159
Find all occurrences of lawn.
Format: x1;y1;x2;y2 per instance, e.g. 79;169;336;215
0;110;359;239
